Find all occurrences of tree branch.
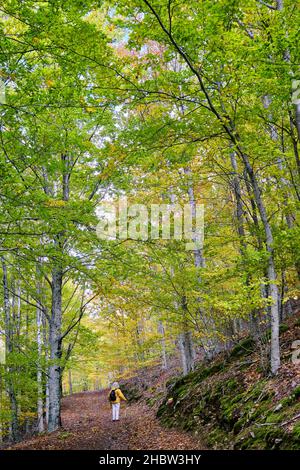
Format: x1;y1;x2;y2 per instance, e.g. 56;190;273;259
256;0;277;10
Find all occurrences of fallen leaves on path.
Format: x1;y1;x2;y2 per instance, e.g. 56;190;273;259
8;390;204;450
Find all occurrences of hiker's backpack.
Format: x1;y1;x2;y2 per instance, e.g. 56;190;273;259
109;389;117;402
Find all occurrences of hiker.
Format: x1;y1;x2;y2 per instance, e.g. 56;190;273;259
108;381;127;421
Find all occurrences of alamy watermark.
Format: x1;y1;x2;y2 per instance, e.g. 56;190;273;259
96;197;204;251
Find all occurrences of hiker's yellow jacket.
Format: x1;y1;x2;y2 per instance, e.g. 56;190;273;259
109;388;127;404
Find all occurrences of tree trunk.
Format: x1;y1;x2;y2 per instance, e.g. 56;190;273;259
178;330;195;375
295;103;300;142
230;152;247;245
227;134;280;375
184;167;217;359
184;167;205;269
68;369;73;395
48;153;71;431
1;257;18;441
42;311;50;429
48;264;63;432
36;265;44;433
178;296;195;374
240;152;280;374
45;375;50;429
158;321;168;370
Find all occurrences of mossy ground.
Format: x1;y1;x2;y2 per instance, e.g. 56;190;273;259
121;313;300;450
157;339;300;450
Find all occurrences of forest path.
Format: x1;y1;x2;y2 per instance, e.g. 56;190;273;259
9;390;204;450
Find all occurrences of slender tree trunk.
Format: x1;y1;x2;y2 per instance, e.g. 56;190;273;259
178;330;195;375
240;152;280;374
184;167;217;359
15;280;21;339
228;132;280;375
184;167;205;269
230;152;247;245
42;312;50;429
68;369;73;395
289;112;300;182
48;263;63;432
158;321;168;370
178;296;195;374
45;375;50;429
263;96;295;229
1;257;18;441
0;366;3;443
36;265;44;433
136;320;145;362
48;154;71;431
295;103;300;142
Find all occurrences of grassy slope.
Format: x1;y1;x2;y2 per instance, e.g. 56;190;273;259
123;310;300;450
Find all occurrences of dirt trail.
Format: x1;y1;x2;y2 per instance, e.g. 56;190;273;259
8;391;204;450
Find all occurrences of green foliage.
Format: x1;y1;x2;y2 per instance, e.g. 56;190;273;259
0;0;300;446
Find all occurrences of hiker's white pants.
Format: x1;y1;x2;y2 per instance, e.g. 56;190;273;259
112;403;120;421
